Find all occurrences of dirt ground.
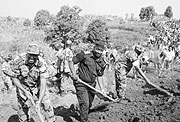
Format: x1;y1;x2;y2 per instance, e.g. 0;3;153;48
0;64;180;122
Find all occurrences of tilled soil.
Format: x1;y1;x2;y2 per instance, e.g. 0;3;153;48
0;66;180;122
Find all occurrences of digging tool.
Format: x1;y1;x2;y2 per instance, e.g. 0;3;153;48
29;97;45;122
134;65;173;97
77;78;117;102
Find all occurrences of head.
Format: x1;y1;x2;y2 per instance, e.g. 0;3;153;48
168;45;173;51
65;40;72;48
53;43;60;51
134;44;145;56
26;44;40;64
92;41;105;59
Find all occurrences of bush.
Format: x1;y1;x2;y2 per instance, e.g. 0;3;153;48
23;19;31;27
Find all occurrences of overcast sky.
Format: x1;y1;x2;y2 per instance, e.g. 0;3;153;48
0;0;179;19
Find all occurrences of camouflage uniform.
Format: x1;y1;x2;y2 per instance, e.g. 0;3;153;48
4;45;55;122
114;50;138;98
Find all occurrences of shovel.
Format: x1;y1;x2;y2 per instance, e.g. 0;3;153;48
29;97;45;122
78;78;117;102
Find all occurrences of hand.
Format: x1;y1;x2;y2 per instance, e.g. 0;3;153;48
22;72;28;77
24;91;33;100
133;60;140;67
35;100;41;112
71;74;78;82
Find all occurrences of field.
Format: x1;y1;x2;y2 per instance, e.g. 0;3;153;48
0;17;180;122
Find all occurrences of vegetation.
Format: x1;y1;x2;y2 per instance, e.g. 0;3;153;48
34;9;51;29
139;6;156;21
86;19;110;44
44;5;83;48
23;19;31;27
164;6;173;18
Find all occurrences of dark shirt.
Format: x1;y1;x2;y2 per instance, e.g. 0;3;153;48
73;51;106;86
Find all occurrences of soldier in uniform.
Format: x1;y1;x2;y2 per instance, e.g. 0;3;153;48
114;45;144;99
3;44;55;122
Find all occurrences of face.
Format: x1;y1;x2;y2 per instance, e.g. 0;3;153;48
27;54;38;64
93;45;104;58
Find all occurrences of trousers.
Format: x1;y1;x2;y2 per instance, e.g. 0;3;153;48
75;85;95;122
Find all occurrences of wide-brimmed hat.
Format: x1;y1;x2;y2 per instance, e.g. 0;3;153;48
27;43;40;55
94;41;105;49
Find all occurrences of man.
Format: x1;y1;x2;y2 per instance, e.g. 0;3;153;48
114;45;144;99
69;41;106;122
3;43;55;122
55;40;74;95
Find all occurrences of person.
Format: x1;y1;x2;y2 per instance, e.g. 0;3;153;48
3;43;55;122
114;45;144;99
1;53;14;92
55;40;74;95
69;41;106;122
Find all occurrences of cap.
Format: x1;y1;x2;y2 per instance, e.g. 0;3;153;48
94;41;105;49
27;43;40;55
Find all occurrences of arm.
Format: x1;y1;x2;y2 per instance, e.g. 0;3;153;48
11;77;32;99
69;61;77;78
97;76;105;92
69;51;85;81
38;74;47;103
37;57;49;103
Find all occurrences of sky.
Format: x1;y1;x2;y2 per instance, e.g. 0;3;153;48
0;0;180;20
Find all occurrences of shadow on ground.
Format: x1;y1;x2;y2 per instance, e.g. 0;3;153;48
54;104;80;122
7;114;35;122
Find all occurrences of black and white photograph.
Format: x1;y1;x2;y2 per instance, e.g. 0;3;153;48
0;0;180;122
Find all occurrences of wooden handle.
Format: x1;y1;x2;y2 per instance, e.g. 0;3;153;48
135;66;173;96
78;78;116;102
29;98;45;122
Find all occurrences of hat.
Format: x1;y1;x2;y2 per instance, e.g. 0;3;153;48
27;43;40;55
94;41;105;49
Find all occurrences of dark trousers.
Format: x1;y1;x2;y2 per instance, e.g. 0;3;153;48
75;86;95;122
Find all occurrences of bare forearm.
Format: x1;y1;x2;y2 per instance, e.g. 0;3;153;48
12;78;28;93
97;76;104;90
39;78;46;102
69;61;76;75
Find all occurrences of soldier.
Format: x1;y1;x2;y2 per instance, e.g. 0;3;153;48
3;43;55;122
114;45;144;99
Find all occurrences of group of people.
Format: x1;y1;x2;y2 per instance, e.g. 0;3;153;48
0;38;146;122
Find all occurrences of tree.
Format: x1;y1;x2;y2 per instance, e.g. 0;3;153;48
139;7;146;20
44;5;83;47
86;19;110;44
139;6;156;21
34;9;51;29
164;6;173;18
23;19;31;27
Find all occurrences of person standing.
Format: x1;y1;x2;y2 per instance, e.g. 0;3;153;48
69;41;106;122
